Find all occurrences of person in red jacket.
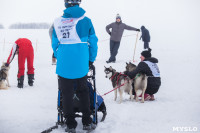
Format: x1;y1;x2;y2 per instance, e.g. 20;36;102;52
6;38;35;88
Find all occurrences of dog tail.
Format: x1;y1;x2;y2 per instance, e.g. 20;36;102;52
136;90;142;96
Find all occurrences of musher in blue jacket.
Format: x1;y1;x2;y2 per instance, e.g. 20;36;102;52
51;0;98;132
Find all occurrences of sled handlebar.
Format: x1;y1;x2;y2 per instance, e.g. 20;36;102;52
89;65;95;77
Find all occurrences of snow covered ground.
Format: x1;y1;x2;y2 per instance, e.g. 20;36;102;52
0;0;200;133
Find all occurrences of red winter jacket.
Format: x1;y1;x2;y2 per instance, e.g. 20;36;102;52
7;38;33;64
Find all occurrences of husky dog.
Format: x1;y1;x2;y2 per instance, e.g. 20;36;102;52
125;62;147;103
104;66;133;103
0;62;10;90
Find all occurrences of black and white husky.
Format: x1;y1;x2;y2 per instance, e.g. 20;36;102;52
0;62;10;90
104;66;133;103
125;62;147;103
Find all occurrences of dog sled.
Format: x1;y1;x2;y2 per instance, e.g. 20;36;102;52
41;65;107;133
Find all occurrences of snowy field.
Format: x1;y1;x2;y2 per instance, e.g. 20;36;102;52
1;0;200;133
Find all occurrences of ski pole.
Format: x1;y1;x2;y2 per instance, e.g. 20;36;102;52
133;32;139;62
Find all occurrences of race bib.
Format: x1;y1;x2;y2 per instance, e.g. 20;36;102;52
143;61;160;77
54;16;86;44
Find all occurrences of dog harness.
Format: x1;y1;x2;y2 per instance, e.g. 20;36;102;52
110;72;129;86
102;72;141;97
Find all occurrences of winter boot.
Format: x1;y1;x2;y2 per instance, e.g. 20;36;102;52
52;57;56;65
149;94;155;101
17;76;24;88
144;93;151;101
83;123;96;131
106;60;116;63
65;128;76;133
139;93;151;101
28;74;34;86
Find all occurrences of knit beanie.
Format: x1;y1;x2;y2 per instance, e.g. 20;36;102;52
64;0;80;8
116;14;121;19
141;49;152;58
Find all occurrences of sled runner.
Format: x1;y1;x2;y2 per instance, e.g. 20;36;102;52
41;65;107;133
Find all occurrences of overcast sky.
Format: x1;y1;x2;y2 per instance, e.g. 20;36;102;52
0;0;98;27
0;0;200;31
0;0;64;27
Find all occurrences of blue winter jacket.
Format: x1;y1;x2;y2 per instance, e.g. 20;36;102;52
52;6;98;79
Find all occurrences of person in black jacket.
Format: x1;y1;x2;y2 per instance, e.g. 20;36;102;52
106;14;140;63
125;49;161;100
140;26;151;50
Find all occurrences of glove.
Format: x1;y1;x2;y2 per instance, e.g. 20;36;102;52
136;29;140;32
89;61;94;69
5;63;9;67
124;71;129;76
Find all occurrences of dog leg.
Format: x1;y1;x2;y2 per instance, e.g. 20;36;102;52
0;82;8;90
135;89;139;102
129;88;133;101
119;88;123;104
6;78;10;87
141;90;145;103
114;89;117;101
141;77;147;103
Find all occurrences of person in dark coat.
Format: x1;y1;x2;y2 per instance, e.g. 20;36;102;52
140;26;151;50
125;49;161;100
106;14;140;63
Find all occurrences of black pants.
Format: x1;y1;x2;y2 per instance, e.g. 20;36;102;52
58;76;92;129
109;40;120;62
144;42;149;49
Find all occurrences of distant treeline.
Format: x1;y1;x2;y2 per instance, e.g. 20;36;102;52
9;23;51;29
0;24;4;29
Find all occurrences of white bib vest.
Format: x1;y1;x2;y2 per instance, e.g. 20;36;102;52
143;61;160;77
54;16;86;44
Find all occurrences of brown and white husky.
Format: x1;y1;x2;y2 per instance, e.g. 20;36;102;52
104;66;133;103
0;62;10;90
125;62;147;103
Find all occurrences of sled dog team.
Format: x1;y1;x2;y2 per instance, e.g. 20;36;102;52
105;48;161;103
104;64;147;104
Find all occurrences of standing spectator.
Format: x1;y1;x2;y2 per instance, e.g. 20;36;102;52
106;14;140;63
140;25;151;50
6;38;35;88
51;0;98;132
125;49;161;101
49;24;57;65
